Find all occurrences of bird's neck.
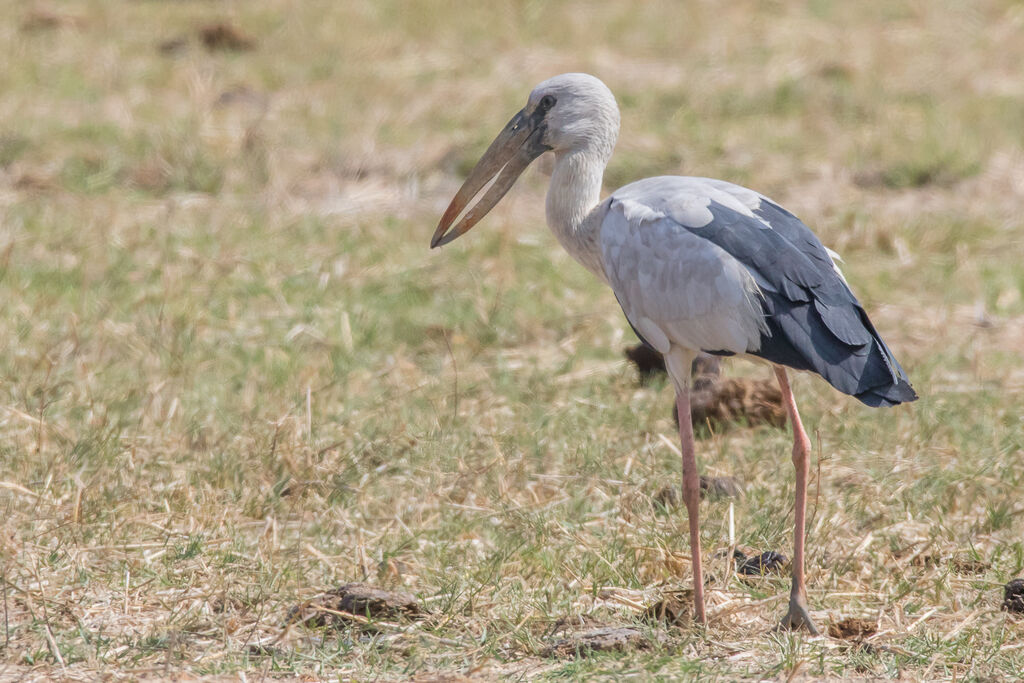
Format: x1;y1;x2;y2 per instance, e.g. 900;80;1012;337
545;148;609;279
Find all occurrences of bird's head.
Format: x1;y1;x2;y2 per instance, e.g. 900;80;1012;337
431;73;619;248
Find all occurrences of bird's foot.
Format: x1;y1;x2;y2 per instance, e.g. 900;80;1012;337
776;595;820;636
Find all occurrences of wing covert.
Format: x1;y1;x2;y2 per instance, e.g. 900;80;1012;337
600;197;767;356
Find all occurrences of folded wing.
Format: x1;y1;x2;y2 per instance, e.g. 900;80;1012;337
600;176;917;407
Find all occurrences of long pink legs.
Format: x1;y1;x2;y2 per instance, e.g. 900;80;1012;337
675;385;706;624
670;355;818;633
774;367;820;635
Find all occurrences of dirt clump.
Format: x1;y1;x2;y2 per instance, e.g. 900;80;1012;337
412;674;478;683
623;343;785;431
910;553;989;575
700;475;744;500
828;617;878;640
13;173;56;193
1003;578;1024;614
21;6;83;32
654;476;743;509
951;557;988;575
689;376;786;431
546;626;657;657
199;22;256;51
128;161;170;194
157;36;189;55
736;551;788;576
641;590;691;626
287;583;424;630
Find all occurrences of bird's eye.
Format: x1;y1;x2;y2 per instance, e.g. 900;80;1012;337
539;95;556;111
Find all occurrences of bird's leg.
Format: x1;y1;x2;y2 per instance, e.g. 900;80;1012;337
664;348;706;626
773;367;820;636
675;386;706;624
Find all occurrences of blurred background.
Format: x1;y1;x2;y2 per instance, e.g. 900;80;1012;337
1;1;1023;678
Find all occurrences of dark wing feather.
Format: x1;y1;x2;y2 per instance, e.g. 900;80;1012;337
693;200;916;406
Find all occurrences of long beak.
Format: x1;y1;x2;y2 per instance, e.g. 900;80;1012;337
431;108;550;249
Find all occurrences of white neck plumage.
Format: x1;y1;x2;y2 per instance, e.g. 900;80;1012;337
544;147;612;279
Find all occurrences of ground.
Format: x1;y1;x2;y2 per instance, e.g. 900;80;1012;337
1;1;1023;680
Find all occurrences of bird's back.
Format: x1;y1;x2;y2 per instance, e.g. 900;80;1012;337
598;176;917;407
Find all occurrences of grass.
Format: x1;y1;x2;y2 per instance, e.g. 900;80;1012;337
2;0;1024;679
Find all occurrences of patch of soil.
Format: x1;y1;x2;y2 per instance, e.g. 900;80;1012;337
547;613;603;637
21;6;83;32
910;553;989;575
828;617;878;640
689;376;786;431
652;485;678;508
13;173;56;193
701;475;744;500
622;344;783;431
1003;578;1024;614
545;627;656;658
199;22;256;51
654;476;743;508
214;85;268;108
641;591;691;626
247;643;282;657
128;162;170;194
909;552;940;568
951;556;988;575
158;36;189;55
287;583;424;630
736;551;788;576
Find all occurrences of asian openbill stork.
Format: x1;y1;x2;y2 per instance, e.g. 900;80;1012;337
431;73;916;634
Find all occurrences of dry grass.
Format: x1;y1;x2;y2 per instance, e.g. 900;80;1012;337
1;0;1023;679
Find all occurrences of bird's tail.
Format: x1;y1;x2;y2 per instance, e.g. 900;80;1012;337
846;314;918;407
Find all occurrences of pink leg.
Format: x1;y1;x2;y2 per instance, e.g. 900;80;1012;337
774;367;819;635
676;386;706;625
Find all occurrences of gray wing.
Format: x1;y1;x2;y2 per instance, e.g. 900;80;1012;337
601;176;917;407
599;196;767;357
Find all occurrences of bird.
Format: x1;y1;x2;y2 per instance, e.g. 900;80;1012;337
430;73;916;634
